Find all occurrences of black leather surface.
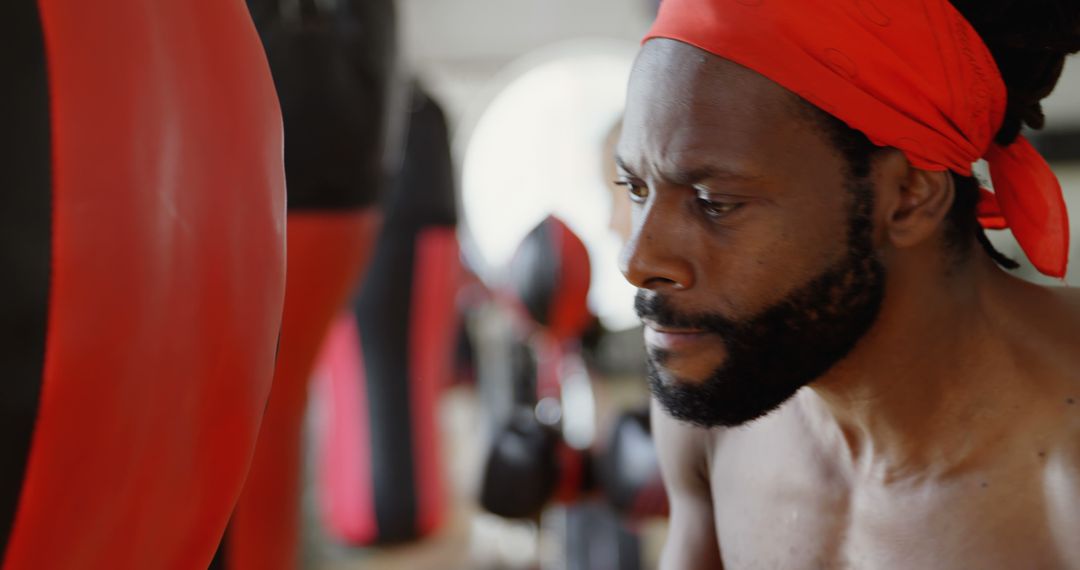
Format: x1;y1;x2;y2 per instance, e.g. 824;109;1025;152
355;87;458;542
249;0;398;210
0;0;52;556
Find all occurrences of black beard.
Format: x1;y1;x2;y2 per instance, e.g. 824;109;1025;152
638;182;885;428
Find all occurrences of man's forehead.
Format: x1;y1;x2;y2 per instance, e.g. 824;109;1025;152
619;40;809;173
628;40;797;101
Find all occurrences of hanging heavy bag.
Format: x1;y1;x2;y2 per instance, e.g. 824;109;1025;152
314;86;460;546
224;1;396;567
1;2;285;568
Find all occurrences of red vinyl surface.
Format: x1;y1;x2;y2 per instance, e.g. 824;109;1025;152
315;314;378;545
407;227;461;536
548;219;592;342
2;1;286;568
229;211;380;570
316;227;459;543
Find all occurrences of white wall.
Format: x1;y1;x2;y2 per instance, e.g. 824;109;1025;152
399;0;653;124
398;1;1080;130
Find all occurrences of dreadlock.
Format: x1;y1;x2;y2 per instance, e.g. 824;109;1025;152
811;0;1080;270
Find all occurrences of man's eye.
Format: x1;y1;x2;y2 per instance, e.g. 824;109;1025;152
697;197;741;219
615;181;649;203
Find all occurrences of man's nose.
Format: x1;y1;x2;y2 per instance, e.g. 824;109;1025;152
618;197;694;292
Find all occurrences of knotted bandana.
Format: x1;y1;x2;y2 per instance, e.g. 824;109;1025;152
646;0;1069;277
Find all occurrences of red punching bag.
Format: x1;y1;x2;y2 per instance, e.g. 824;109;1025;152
315;86;460;546
225;1;397;568
0;1;286;569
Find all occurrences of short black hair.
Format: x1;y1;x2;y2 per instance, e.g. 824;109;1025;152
808;0;1080;270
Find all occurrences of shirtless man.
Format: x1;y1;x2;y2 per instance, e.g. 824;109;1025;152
614;0;1080;567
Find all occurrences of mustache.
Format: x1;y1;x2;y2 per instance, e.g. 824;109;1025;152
634;290;739;337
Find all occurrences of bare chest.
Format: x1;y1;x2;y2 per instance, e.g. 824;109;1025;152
707;424;1070;569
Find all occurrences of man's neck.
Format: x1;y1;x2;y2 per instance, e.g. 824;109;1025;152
804;252;1032;483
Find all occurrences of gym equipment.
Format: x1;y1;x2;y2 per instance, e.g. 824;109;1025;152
599;408;669;519
223;1;397;568
476;217;668;569
479;217;597;519
479;407;562;519
549;501;645;570
1;1;285;568
314;86;460;546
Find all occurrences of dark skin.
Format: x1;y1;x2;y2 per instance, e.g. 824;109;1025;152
617;39;1080;569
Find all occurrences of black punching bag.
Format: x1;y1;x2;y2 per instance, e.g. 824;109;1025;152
315;85;460;545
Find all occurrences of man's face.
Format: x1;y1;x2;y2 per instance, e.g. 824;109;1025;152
617;40;887;427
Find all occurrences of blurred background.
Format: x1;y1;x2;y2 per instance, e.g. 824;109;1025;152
242;1;1080;569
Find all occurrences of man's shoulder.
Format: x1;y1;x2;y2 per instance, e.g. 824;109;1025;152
1026;287;1080;503
697;392;824;475
650;399;720;490
1056;285;1080;310
650;397;800;481
1043;406;1080;564
1013;284;1080;365
1046;285;1080;362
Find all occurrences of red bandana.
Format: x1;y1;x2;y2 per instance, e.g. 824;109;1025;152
646;0;1069;278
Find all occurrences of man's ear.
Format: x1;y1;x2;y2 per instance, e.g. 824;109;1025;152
874;149;954;248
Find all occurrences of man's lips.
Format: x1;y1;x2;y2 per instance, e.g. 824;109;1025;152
643;324;716;352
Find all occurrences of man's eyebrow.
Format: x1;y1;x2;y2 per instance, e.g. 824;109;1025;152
614;155;760;185
664;165;761;186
